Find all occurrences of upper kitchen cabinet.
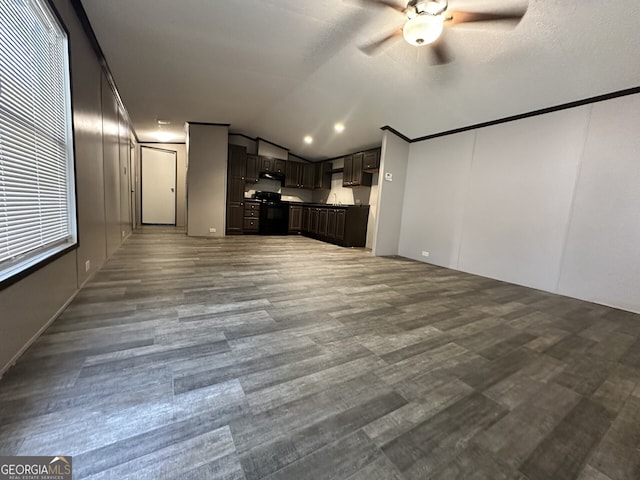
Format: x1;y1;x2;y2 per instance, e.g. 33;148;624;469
246;154;259;183
261;156;286;174
285;161;314;189
343;152;372;187
363;148;380;172
228;145;247;181
302;163;314;188
314;162;332;190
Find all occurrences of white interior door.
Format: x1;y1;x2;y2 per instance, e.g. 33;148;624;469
141;146;176;224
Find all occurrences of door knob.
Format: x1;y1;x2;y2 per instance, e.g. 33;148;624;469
170;188;174;192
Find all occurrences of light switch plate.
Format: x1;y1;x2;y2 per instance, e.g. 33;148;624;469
384;172;393;182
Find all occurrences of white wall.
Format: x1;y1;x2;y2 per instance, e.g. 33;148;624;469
397;92;640;313
373;130;410;256
186;124;229;237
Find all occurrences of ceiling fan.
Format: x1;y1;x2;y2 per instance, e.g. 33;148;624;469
357;0;527;63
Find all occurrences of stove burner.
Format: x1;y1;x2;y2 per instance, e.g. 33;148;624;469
252;191;281;203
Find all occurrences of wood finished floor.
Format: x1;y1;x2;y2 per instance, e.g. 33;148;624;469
1;227;639;479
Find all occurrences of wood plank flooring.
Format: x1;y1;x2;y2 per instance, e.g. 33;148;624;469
1;227;639;479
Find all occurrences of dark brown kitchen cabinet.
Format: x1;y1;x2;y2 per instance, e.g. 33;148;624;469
261;156;286;174
285;161;314;189
302;206;310;232
228;176;245;203
324;208;346;242
309;207;320;234
363;148;380;172
326;208;336;238
343;153;372;187
274;159;286;174
227;203;244;235
335;209;346;241
326;208;346;242
300;205;368;247
243;217;259;232
285;161;300;188
289;204;303;233
318;208;328;236
342;155;353;187
301;163;314;189
228;145;246;181
226;144;247;235
314;162;332;190
243;201;260;234
245;154;259;183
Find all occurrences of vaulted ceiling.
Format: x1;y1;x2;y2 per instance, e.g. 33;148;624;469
80;0;640;160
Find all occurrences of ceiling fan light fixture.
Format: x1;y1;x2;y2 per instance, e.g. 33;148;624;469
402;14;444;46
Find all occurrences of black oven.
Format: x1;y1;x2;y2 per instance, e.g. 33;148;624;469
253;191;289;235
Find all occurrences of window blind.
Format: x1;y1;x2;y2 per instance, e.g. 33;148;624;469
0;0;77;283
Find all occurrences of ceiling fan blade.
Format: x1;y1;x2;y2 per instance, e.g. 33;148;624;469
446;9;526;27
353;0;406;13
358;29;403;55
430;38;453;65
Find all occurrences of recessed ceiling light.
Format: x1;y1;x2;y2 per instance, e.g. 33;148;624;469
304;135;313;144
334;123;345;133
157;119;171;125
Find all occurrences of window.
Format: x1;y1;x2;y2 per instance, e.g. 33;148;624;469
0;0;77;285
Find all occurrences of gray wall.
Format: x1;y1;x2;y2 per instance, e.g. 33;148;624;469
557;94;640;312
102;78;124;256
397;93;640;313
0;0;134;374
186;124;229;237
372;130;410;256
258;139;287;159
228;134;257;154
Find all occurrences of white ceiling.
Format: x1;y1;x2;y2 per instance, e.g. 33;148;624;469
80;0;640;160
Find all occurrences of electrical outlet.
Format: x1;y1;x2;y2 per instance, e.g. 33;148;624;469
85;260;90;272
421;251;430;257
209;227;216;233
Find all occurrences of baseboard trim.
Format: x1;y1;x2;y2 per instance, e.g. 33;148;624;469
0;288;80;379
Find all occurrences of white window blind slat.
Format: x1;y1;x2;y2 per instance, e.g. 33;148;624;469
0;0;77;282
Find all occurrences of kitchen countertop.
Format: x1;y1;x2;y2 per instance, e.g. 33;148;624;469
243;198;369;208
286;202;369;208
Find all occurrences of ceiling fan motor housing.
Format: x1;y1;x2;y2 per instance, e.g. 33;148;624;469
408;0;448;17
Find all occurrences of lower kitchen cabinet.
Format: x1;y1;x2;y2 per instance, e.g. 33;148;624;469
309;207;319;234
243;201;260;234
302;206;310;232
318;209;328;236
226;203;244;235
301;205;369;247
289;204;303;233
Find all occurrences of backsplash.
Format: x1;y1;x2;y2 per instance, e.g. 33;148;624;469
312;173;375;206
